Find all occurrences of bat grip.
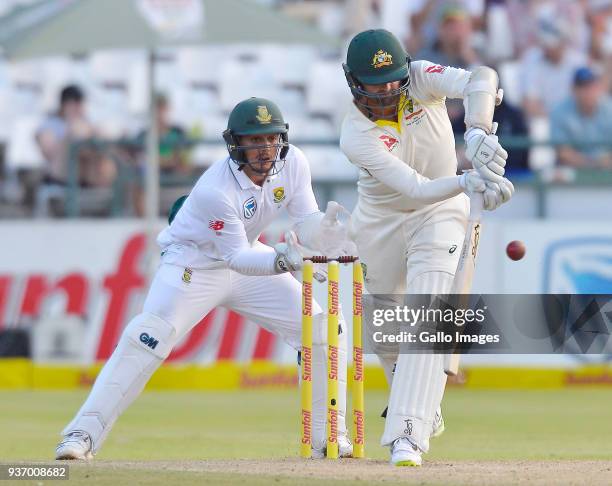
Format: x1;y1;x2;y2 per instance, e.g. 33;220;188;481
469;192;484;221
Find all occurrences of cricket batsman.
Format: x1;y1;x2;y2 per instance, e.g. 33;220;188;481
56;97;354;460
340;29;514;466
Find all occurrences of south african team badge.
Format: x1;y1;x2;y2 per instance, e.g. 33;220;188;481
243;196;257;219
256;105;272;124
182;267;193;284
273;187;285;203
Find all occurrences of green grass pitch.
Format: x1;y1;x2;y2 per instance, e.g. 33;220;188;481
1;389;611;484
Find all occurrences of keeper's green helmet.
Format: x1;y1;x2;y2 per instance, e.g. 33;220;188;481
343;29;411;117
223;97;289;175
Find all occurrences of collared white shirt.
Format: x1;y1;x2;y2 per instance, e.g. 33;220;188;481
157;144;319;270
340;60;471;213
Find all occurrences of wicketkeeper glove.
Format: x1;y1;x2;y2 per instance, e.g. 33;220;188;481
274;231;304;273
316;201;358;258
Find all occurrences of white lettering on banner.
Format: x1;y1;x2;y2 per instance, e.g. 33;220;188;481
0;223;277;364
3;220;612;367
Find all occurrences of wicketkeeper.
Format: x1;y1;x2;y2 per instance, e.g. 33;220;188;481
340;29;514;466
56;97;354;460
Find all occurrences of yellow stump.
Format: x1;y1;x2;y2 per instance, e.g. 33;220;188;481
300;261;313;458
326;261;340;459
352;261;365;458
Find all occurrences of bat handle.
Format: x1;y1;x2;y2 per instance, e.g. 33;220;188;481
469;192;484;221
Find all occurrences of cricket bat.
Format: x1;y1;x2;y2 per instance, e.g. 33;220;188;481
443;192;484;376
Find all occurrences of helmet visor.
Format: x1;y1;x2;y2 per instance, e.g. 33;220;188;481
351;76;410;117
230;136;289;176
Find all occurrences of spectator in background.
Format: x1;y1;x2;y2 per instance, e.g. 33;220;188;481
136;93;192;175
505;0;589;58
131;94;193;216
380;0;419;49
36;85;116;188
409;0;484;54
586;0;612;77
416;4;480;69
419;4;482;165
491;97;530;171
550;67;612;168
518;13;586;118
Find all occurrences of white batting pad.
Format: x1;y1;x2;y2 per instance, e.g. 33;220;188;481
61;313;176;453
381;271;454;452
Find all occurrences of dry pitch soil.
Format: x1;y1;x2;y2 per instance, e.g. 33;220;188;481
64;458;612;485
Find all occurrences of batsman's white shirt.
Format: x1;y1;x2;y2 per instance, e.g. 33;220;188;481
340;60;472;294
158;144;319;272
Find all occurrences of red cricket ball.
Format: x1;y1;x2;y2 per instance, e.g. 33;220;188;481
506;240;526;261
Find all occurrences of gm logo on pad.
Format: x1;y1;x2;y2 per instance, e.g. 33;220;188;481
139;333;159;350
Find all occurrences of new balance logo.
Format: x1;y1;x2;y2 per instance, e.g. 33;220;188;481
139;332;159;350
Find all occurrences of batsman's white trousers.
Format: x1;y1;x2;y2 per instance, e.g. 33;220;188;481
351;194;469;452
62;261;347;453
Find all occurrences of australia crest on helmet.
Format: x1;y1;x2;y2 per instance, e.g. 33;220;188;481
371;50;393;69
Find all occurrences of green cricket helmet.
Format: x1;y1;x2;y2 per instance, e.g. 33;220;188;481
343;29;411;118
222;97;289;175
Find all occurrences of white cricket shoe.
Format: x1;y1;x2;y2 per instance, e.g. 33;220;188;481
311;434;353;459
338;434;353;458
390;437;422;467
55;431;93;460
431;409;445;439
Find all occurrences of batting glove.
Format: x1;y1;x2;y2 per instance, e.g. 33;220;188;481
482;177;515;211
459;170;487;194
465;123;508;184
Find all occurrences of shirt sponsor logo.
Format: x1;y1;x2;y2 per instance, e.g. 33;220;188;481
405;108;424;121
273;187;285;203
243;196;257;219
208;220;224;231
405;108;426;126
425;64;446;74
379;134;399;151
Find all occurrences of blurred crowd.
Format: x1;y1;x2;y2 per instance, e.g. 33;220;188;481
0;0;610;218
335;0;612;170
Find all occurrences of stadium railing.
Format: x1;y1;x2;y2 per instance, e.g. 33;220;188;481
55;137;612;218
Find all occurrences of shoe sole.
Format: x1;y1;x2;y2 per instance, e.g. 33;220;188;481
393;460;421;467
56;454;89;460
56;450;93;461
